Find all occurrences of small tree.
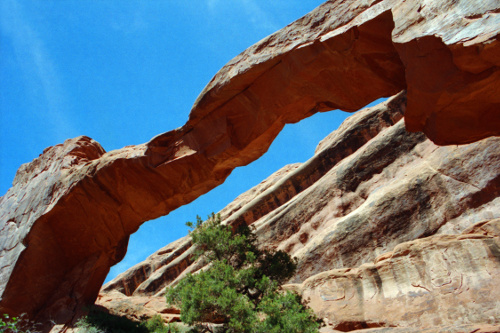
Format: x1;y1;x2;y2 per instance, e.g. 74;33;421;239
166;214;319;333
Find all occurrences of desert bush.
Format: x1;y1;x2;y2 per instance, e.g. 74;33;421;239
144;315;183;333
166;214;320;333
75;308;146;333
76;310;183;333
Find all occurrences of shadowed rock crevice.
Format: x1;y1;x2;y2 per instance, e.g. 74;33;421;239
333;320;393;332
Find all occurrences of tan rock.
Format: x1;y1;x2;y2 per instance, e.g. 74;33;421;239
231;93;500;284
292;219;500;330
95;290;180;323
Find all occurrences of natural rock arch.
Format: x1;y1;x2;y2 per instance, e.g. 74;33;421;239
0;0;498;328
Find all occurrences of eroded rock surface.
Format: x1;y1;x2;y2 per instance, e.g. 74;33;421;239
391;0;500;144
294;219;500;330
99;94;500;331
1;0;499;329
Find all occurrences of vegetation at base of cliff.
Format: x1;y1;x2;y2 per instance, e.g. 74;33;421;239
166;213;320;333
143;315;184;333
76;310;183;333
0;313;40;333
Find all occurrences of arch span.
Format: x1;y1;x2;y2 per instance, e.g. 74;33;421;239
0;0;498;328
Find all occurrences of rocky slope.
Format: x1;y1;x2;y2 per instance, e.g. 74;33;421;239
0;0;499;330
99;93;500;331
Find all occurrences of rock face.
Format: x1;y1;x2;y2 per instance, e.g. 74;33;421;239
391;0;500;144
1;0;499;329
99;93;500;331
294;219;500;330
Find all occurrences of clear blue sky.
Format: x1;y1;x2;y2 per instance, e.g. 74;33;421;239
0;0;369;282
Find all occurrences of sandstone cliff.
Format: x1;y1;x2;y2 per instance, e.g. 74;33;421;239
99;93;500;331
0;0;499;330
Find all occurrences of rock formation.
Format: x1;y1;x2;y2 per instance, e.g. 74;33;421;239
0;0;499;330
294;219;500;331
99;93;500;331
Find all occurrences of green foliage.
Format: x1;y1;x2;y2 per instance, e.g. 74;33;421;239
75;317;107;333
0;314;22;333
75;309;146;333
75;309;183;333
257;292;319;333
0;314;40;333
0;314;20;333
166;214;320;333
143;316;167;333
144;315;182;333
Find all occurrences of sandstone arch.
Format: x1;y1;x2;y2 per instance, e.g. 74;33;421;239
0;0;498;328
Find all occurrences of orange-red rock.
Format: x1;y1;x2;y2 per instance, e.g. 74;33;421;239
1;0;499;330
99;93;500;331
391;0;500;144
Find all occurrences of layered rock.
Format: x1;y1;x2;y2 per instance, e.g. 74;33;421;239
294;219;500;330
391;0;500;144
1;0;499;329
99;93;500;331
96;291;180;324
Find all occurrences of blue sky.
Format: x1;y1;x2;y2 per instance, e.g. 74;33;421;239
0;0;364;282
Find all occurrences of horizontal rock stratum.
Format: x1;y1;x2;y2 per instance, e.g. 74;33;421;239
0;0;499;330
99;92;500;331
294;219;500;331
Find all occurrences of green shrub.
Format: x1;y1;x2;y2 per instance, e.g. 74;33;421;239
0;314;40;333
75;311;184;333
143;316;166;333
166;214;320;333
143;315;182;333
75;309;147;333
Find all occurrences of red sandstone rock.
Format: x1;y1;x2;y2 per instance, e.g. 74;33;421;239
99;94;500;331
1;0;499;330
391;0;500;144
